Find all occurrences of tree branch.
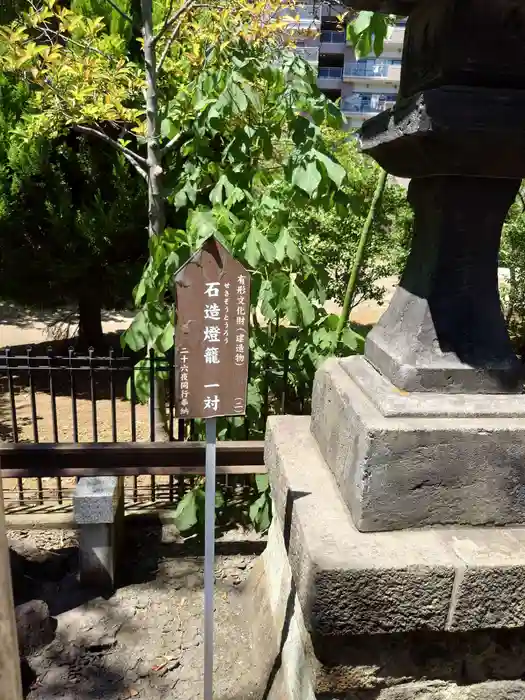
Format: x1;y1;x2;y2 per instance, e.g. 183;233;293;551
73;124;149;171
152;0;175;44
156;0;197;69
101;0;134;24
160;131;183;156
122;151;148;178
37;24;116;61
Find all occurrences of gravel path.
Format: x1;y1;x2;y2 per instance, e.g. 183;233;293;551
15;525;264;700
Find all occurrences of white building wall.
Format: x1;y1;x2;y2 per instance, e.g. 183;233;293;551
285;5;406;126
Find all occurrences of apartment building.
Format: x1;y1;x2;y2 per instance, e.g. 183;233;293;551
289;4;406;128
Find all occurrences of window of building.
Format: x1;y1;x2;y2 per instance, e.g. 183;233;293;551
341;92;396;114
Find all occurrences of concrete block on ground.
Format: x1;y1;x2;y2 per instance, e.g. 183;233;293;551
265;415;525;635
73;476;124;590
311;355;525;532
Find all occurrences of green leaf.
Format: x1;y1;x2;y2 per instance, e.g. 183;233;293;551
230;81;248;113
354;31;372;59
189;209;219;246
292;161;322;197
275;229;301;264
255;473;269;493
259;231;276;262
371;12;389;56
249;492;272;532
353;10;374;35
258;279;276;320
154;321;174;353
247;381;263;413
195;486;206;524
341;327;365;354
161;118;177;140
173;490;198;532
293;282;316;327
315;151;346;188
283;283;300;325
210;174;233;205
244;228;261;267
125;358;152;404
122;309;149;352
288;337;299;360
215;489;225;508
244;228;276;267
133;273;148;308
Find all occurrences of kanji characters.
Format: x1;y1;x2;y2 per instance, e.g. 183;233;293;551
204;303;221;320
204;395;220;412
204;347;220;364
204;326;221;343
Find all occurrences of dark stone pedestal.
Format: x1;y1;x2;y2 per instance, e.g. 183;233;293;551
359;87;525;180
366;176;522;393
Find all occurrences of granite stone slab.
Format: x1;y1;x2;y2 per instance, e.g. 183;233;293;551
266;415;525;635
311;358;525;531
251;512;525;699
343;356;525;418
74;476;121;525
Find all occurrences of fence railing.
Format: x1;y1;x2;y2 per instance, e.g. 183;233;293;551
318;66;343;79
0;346;299;511
1;347;175;445
294;46;320;63
343;61;401;81
320;30;345;44
341;96;396;115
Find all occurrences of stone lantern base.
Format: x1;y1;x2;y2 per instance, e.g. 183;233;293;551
247;362;525;699
313;357;525;532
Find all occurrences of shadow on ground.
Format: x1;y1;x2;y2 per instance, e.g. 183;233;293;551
19;521;266;700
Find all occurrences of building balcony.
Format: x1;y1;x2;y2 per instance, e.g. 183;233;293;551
317;66;343;89
320;30;346;54
319;2;346;17
280;6;321;31
343;61;401;84
341;96;396;120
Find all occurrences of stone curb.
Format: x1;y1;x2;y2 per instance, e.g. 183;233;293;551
266;415;525;634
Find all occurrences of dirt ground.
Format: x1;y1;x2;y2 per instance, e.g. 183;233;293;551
12;524;265;700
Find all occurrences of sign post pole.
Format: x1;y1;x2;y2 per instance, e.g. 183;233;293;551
204;417;217;700
173;236;251;700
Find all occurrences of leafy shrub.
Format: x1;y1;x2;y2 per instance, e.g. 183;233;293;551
293;131;412;309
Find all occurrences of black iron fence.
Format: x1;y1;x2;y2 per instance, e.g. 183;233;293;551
1;347;176;444
0;346;295;511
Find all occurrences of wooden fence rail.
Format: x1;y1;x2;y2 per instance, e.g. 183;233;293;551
0;441;266;478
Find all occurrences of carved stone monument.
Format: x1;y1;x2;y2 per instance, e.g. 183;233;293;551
249;2;525;698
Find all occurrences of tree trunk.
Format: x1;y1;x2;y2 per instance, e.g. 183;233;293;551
78;294;104;349
141;0;165;239
141;0;169;440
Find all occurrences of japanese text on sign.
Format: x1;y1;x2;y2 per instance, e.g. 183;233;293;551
174;237;251;419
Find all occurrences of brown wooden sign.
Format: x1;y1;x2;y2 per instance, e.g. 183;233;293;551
173;237;251;419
